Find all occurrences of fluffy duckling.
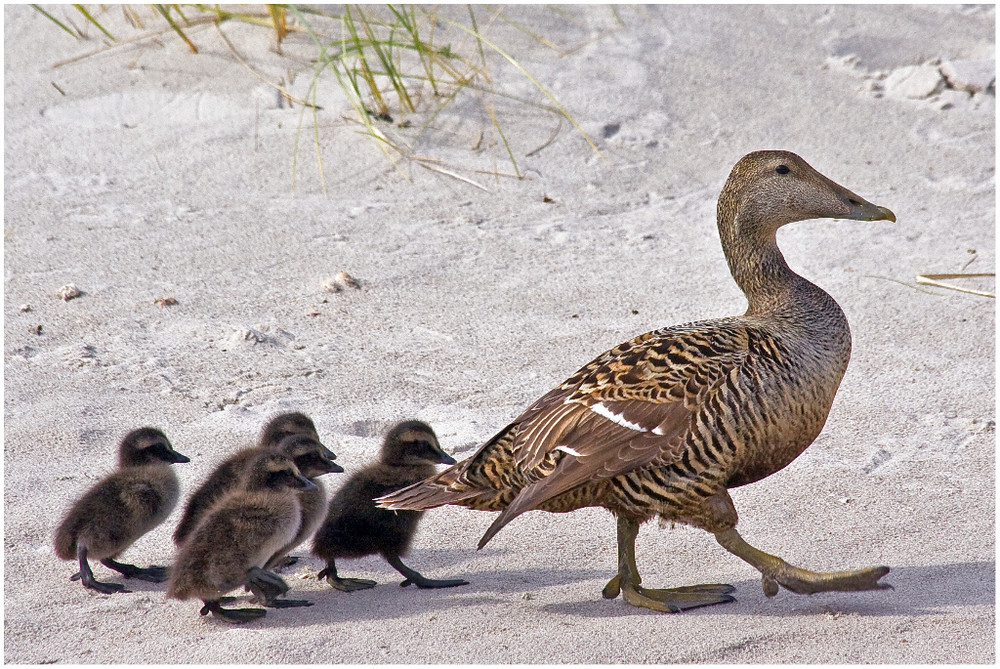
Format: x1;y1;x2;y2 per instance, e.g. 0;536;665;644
313;420;468;590
173;411;340;547
378;151;895;613
54;427;189;594
167;451;317;623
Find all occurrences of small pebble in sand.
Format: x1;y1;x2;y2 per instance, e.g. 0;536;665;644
57;284;82;301
30;324;42;335
322;271;361;293
154;297;178;307
20;304;31;313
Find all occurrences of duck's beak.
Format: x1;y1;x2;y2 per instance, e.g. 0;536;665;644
834;183;896;223
169;450;191;464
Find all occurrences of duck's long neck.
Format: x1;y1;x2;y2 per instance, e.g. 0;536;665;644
718;203;845;324
719;211;801;315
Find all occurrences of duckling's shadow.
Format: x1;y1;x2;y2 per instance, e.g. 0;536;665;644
247;549;607;627
540;560;995;618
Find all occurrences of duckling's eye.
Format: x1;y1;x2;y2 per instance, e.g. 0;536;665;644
775;165;790;175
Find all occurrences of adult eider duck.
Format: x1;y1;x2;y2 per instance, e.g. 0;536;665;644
167;451;317;623
377;151;895;612
313;420;469;590
54;427;189;594
172;411;340;547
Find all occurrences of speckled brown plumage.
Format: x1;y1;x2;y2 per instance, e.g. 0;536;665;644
379;151;895;611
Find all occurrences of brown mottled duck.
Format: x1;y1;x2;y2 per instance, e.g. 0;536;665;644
313;420;468;590
378;151;895;612
54;428;189;594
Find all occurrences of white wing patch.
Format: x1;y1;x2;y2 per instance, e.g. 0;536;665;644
554;445;584;457
589;402;651;433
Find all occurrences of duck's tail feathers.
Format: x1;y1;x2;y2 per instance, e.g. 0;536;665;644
375;476;481;511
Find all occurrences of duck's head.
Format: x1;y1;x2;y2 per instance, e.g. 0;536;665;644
246;451;318;493
259;411;334;459
719;150;896;233
275;433;344;478
118;427;190;467
381;420;457;468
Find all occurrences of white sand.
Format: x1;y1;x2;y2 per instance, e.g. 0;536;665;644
4;4;995;664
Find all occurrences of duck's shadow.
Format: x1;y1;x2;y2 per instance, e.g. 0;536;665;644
538;560;995;618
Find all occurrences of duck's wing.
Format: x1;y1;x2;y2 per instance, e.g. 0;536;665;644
477;323;749;547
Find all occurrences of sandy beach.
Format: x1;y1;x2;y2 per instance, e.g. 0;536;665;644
3;4;995;663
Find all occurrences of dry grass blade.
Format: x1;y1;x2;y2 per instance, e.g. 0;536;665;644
213;20;319;109
435;14;601;158
915;273;995;298
417;162;490;192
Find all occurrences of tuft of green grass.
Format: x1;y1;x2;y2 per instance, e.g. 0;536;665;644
35;4;618;192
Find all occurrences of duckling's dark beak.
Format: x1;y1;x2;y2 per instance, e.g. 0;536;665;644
320;444;336;460
292;473;318;491
169;450;191;464
437;453;457;466
322;458;345;474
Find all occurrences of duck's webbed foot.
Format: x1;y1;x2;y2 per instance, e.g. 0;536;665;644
715;528;891;597
101;558;169;582
246;566;291;605
387;554;469;589
75;546;130;594
200;599;266;624
317;561;377;592
604;516;736;613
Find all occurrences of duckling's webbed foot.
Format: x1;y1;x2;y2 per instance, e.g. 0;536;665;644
75;546;130;594
317;561;377;592
100;558;169;582
715;528;891;596
200;599;266;624
604;516;736;613
387;554;469;589
246;566;290;605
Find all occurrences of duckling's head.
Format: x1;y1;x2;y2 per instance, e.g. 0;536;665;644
245;451;318;493
719;150;896;234
118;427;190;467
380;420;457;468
274;433;344;478
259;411;336;459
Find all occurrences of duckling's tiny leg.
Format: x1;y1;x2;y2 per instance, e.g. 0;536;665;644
100;558;169;582
386;553;469;589
76;545;130;594
200;599;266;624
602;516;735;613
317;560;377;592
715;528;891;596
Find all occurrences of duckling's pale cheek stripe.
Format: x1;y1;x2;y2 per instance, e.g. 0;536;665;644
589;402;653;433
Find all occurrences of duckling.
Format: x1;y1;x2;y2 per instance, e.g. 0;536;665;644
313;420;468;590
172;411;340;547
167;450;317;623
378;151;895;612
54;427;189;594
264;437;343;570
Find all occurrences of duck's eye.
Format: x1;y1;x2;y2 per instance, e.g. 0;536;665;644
775;165;790;175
